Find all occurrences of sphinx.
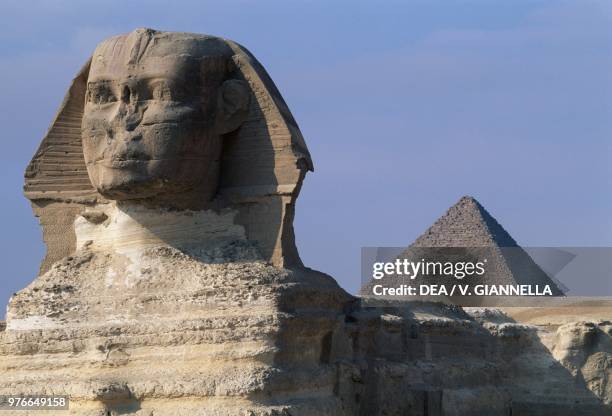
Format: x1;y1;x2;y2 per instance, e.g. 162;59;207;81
5;29;350;416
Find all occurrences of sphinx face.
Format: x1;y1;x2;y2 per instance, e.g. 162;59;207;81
82;32;228;202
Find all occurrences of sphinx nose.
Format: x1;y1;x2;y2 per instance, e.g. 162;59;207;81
111;102;144;132
117;83;145;131
125;109;143;131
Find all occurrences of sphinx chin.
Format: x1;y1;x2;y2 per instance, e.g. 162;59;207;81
95;174;169;200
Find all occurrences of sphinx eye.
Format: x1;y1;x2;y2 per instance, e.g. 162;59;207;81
152;81;172;101
88;83;117;105
151;80;187;102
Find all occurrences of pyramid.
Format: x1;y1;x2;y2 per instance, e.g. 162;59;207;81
417;196;564;294
362;196;564;300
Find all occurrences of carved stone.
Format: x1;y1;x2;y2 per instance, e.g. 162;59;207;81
9;28;349;415
25;28;312;272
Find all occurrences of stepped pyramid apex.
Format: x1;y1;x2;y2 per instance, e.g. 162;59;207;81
414;195;518;248
458;194;479;203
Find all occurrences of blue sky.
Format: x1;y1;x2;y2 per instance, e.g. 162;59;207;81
1;0;611;314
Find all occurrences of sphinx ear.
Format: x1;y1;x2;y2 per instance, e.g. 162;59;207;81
217;79;251;135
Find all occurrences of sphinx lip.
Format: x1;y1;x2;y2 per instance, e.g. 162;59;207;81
103;159;148;168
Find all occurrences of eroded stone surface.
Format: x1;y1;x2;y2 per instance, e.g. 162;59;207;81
2;241;348;415
25;28;311;272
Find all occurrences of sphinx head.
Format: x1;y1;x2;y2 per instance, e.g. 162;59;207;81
82;29;250;206
26;28;313;269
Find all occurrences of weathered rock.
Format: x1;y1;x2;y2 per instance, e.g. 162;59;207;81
25;28;311;272
2;243;349;415
7;28;350;416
